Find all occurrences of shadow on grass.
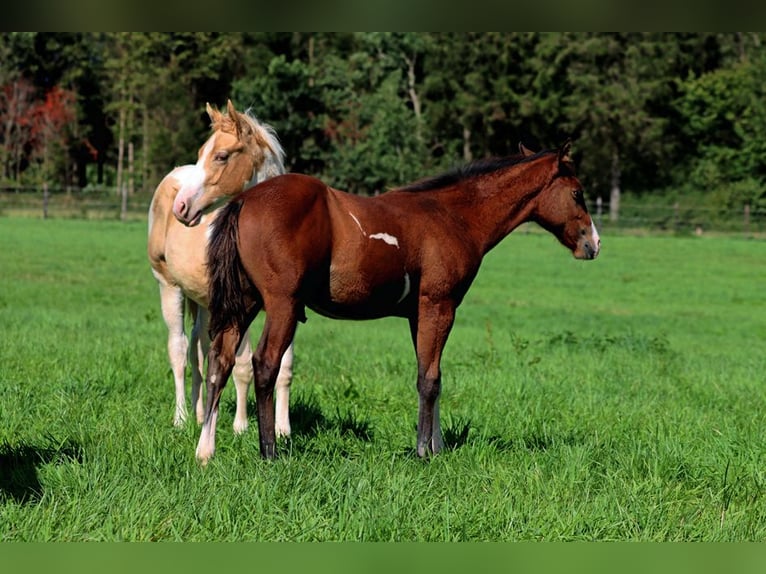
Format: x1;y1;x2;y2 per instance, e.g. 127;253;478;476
0;438;83;504
225;397;530;458
226;394;373;442
396;417;473;459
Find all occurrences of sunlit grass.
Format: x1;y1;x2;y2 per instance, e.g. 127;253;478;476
1;217;764;540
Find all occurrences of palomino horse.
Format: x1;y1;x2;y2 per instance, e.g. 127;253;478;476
196;141;600;463
148;100;294;436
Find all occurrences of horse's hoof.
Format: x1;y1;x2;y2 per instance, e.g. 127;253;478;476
233;419;249;435
275;424;291;439
195;444;215;466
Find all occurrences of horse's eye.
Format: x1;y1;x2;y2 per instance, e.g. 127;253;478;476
214;151;229;162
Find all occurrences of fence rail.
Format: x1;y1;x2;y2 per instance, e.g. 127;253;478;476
0;185;152;222
1;185;765;236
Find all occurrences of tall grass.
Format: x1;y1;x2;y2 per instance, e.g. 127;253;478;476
1;217;764;541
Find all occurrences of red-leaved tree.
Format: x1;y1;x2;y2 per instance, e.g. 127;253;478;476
30;85;77;184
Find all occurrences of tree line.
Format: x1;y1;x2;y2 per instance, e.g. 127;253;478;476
2;32;765;219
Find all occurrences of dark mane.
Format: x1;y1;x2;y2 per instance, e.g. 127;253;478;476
396;150;554;193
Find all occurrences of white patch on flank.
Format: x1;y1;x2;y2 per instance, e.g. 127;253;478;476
349;212;366;236
397;272;411;304
369;232;399;248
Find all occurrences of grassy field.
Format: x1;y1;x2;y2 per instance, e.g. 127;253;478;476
0;216;764;541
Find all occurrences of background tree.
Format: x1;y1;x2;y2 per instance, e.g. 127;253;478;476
1;31;765;224
674;35;766;213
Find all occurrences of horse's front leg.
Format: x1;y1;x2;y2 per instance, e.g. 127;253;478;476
253;304;300;458
196;326;239;464
409;299;456;457
157;279;189;427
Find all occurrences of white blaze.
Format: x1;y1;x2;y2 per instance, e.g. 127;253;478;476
591;221;601;255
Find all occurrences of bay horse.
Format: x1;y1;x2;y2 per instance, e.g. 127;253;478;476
198;141;600;463
147;100;294;436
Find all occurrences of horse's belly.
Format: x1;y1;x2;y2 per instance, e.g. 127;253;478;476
318;264;412;319
165;232;209;305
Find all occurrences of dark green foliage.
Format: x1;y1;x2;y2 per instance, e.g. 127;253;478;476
2;33;766;208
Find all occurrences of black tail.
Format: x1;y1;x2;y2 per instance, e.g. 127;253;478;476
207;199;254;339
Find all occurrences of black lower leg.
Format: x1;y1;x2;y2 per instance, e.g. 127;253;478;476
416;375;440;457
254;359;277;458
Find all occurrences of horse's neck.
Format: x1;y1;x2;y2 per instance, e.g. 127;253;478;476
465;166;548;253
250;153;286;187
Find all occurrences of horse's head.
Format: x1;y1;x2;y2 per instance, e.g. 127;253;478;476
532;141;601;260
172;100;285;226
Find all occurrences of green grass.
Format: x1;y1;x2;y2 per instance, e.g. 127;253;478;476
1;217;764;541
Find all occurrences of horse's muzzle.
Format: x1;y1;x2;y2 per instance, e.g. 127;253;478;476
574;237;600;260
173;197;203;227
576;223;601;260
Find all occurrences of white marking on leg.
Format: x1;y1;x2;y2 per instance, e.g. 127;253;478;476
369;232;399;248
274;341;294;438
349;212;366;236
397;272;411;304
232;334;253;435
196;408;219;464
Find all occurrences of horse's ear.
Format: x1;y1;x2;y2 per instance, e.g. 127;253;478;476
559;139;573;161
558;139;574;167
206;102;221;125
518;142;536;157
226;99;250;139
226;99;240;122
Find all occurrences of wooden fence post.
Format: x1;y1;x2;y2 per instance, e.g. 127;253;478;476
43;182;49;220
596;196;603;228
120;182;128;221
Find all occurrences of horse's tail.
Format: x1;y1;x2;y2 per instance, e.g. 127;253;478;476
207;199;253;340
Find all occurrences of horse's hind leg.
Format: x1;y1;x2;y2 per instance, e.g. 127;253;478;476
157;278;189;427
197;308;254;434
274;340;295;438
232;330;255;434
189;302;208;424
253;303;300;458
196;325;241;464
